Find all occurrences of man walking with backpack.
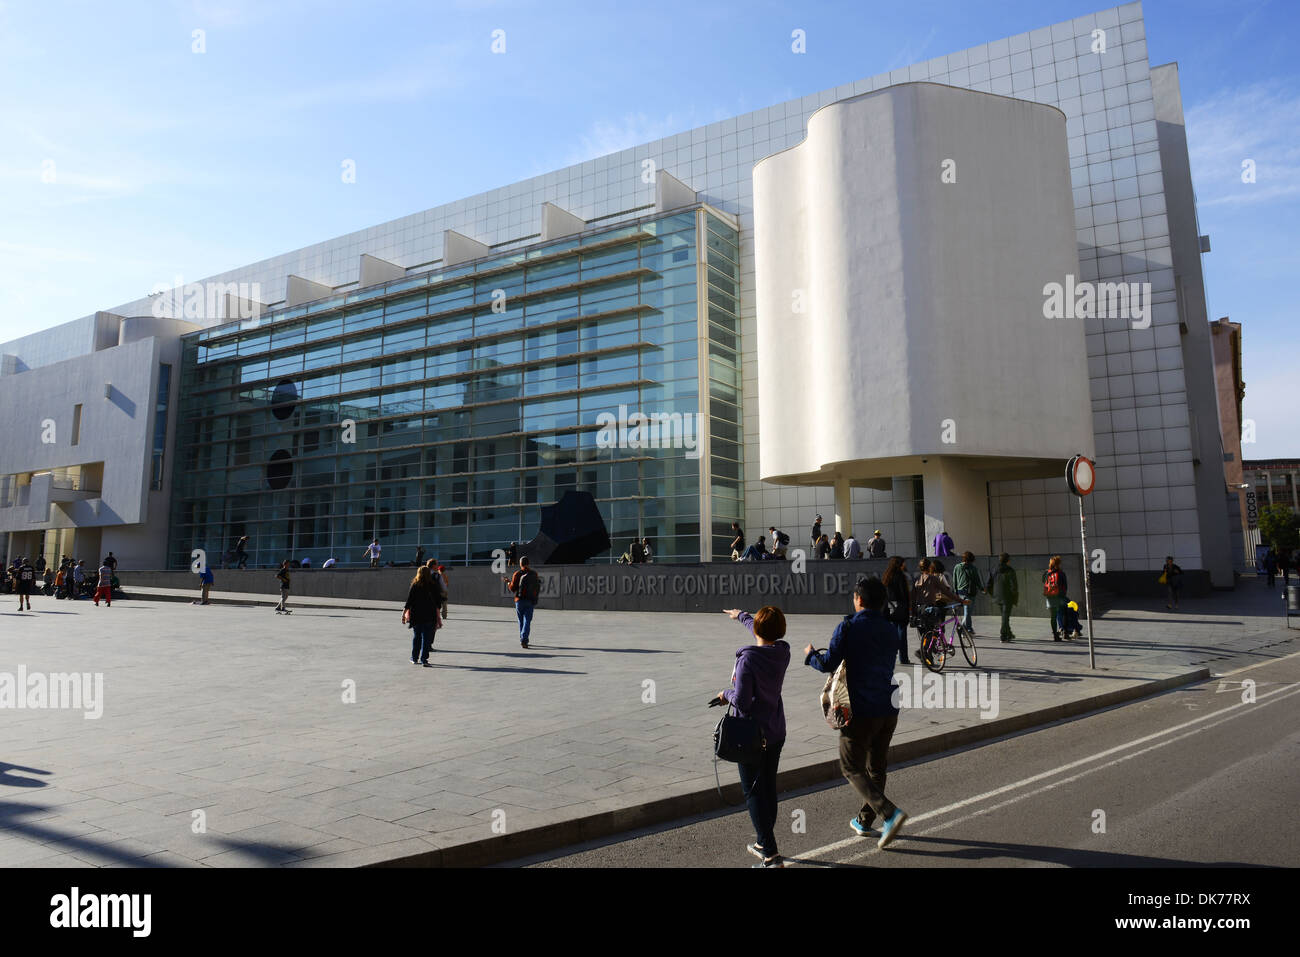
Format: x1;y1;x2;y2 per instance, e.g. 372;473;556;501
505;556;541;648
803;577;909;849
768;527;789;560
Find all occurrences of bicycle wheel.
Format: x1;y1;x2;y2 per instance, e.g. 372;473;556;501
958;622;978;667
920;630;946;673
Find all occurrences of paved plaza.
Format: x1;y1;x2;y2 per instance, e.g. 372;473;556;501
1;577;1296;867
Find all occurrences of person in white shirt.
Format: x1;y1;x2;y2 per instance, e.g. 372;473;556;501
363;539;382;568
843;533;862;560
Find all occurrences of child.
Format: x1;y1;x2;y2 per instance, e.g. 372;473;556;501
1061;600;1083;639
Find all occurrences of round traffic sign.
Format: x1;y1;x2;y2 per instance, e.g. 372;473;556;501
1066;454;1096;496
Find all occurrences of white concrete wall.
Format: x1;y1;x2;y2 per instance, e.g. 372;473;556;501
0;332;184;569
754;84;1091;485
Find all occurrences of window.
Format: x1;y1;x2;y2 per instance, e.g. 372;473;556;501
151;365;172;490
71;404;82;446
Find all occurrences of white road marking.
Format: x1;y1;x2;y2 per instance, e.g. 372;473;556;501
788;677;1300;866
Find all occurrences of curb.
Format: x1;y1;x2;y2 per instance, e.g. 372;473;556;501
366;666;1211;868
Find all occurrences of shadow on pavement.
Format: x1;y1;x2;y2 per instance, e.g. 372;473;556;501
0;800;321;866
794;833;1269;868
0;763;51;788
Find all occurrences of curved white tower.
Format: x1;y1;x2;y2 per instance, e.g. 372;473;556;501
753;82;1094;552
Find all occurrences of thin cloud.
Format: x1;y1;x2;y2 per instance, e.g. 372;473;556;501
563;112;689;166
1186;81;1300;209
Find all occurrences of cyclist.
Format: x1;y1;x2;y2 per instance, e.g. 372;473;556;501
912;561;968;659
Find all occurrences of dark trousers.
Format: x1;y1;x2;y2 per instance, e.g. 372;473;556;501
999;604;1014;638
839;714;899;827
737;738;784;855
894;621;910;663
411;621;435;662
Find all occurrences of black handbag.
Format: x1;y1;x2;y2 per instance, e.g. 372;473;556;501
713;704;766;764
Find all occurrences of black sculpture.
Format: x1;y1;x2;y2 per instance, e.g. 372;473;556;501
519;491;611;564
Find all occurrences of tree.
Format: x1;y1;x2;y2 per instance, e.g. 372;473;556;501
1257;503;1300;554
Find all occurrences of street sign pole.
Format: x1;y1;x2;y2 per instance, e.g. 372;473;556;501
1066;453;1097;670
1079;493;1096;669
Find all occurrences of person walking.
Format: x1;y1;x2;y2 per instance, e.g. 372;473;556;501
506;542;519;567
804;577;909;848
867;530;887;559
275;560;292;614
881;556;912;665
104;552;118;573
198;564;214;605
1264;549;1277;588
437;564;450;620
403;565;443;666
843;531;862;560
829;531;844;560
92;560;113;607
234;536;249;569
810;515;822;551
953;552;984;635
15;558;35;611
505;556;540;648
933;530;955;557
1161;555;1184;610
729;522;745;562
715;605;791;868
1042;555;1068;640
988;553;1019;642
414;545;426;567
363;539;382;569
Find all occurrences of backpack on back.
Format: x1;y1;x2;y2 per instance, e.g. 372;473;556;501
777;530;790;546
1043;570;1061;597
520;569;541;604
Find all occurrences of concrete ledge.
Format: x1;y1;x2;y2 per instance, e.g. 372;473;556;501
125;553;1089;618
367;667;1210;867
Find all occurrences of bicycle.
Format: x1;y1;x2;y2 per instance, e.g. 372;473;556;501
916;603;977;673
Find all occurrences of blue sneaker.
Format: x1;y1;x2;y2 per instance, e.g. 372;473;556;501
877;809;908;849
849;817;877;838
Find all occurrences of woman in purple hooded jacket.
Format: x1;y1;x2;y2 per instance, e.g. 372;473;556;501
715;605;791;868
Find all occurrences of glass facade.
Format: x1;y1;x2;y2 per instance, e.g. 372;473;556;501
167;207;743;568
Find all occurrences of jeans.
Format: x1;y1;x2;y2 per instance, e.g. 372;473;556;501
894;621;910;663
516;600;535;643
411;621;435;662
957;591;975;630
999;604;1014;638
1046;596;1065;635
737;738;784;856
839;715;899;827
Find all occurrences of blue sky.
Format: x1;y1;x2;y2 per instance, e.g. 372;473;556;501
1;0;1295;456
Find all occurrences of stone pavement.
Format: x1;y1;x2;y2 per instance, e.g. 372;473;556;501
0;576;1295;867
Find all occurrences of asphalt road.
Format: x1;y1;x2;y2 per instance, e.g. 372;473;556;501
512;651;1300;868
